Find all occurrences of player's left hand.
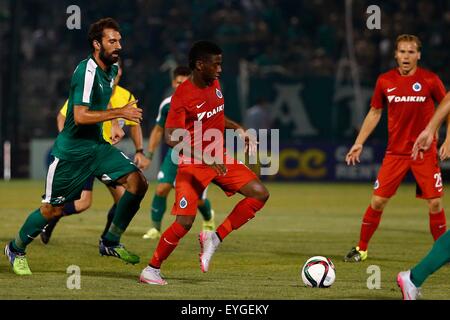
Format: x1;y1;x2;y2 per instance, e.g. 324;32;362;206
110;121;125;145
134;152;150;170
439;139;450;161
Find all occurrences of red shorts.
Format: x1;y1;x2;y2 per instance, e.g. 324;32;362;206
171;160;258;216
373;152;443;199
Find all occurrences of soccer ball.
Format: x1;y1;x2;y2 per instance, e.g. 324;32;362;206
301;256;336;288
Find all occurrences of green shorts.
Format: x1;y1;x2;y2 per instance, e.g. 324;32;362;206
157;149;179;185
44;143;139;205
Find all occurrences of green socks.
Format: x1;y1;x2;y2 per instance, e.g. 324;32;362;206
150;194;167;231
12;208;48;253
104;191;144;244
198;198;213;221
411;230;450;287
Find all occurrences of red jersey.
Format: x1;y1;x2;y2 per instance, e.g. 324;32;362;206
165;79;225;163
371;67;446;155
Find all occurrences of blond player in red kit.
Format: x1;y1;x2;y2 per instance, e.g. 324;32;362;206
344;34;448;262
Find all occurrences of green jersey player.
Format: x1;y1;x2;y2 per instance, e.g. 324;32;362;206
4;18;148;275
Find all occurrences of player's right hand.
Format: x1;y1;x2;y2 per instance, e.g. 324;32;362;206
412;129;434;160
345;143;363;166
120;100;143;123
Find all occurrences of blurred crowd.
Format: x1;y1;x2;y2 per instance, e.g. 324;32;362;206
2;0;450;139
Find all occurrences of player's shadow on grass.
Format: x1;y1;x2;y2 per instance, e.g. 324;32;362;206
67;270;139;281
162;277;212;285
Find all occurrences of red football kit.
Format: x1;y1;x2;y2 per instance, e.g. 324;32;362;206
370;67;446;199
165;79;257;215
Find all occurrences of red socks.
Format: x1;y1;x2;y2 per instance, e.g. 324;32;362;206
150;198;266;268
429;209;446;241
357;206;447;249
150;222;189;268
358;206;383;251
216;198;265;241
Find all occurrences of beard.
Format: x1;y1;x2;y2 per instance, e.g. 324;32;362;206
99;46;119;66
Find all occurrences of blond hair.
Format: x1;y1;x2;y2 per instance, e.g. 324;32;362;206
395;34;422;52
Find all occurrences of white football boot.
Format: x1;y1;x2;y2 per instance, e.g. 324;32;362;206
139;266;168;285
199;231;221;273
397;270;421;300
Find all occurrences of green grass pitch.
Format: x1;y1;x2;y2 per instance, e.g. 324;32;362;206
0;180;449;300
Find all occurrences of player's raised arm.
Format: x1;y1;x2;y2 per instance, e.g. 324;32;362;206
346;107;382;165
73;99;142;125
413;92;450;159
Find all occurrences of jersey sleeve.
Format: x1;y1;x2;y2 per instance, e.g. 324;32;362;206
370;77;385;109
430;74;447;104
71;63;95;107
165;91;186;129
156;101;170;128
59;100;69;117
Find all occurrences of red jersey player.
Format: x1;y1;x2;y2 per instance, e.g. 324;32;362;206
139;40;270;285
344;34;448;262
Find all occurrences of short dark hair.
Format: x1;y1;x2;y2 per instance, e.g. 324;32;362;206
173;66;191;79
88;18;120;50
188;40;222;70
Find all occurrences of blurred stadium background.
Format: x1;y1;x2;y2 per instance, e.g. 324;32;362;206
1;0;450;300
1;0;450;181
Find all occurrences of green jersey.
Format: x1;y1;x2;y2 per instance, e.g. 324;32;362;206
52;55;118;160
155;96;171;128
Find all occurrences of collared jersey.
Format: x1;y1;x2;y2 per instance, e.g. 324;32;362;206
371;67;446;155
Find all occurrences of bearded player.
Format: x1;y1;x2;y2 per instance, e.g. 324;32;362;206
4;18;147;275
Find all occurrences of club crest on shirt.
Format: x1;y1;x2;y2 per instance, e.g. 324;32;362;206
179;197;188;209
412;82;422;92
216;88;223;99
